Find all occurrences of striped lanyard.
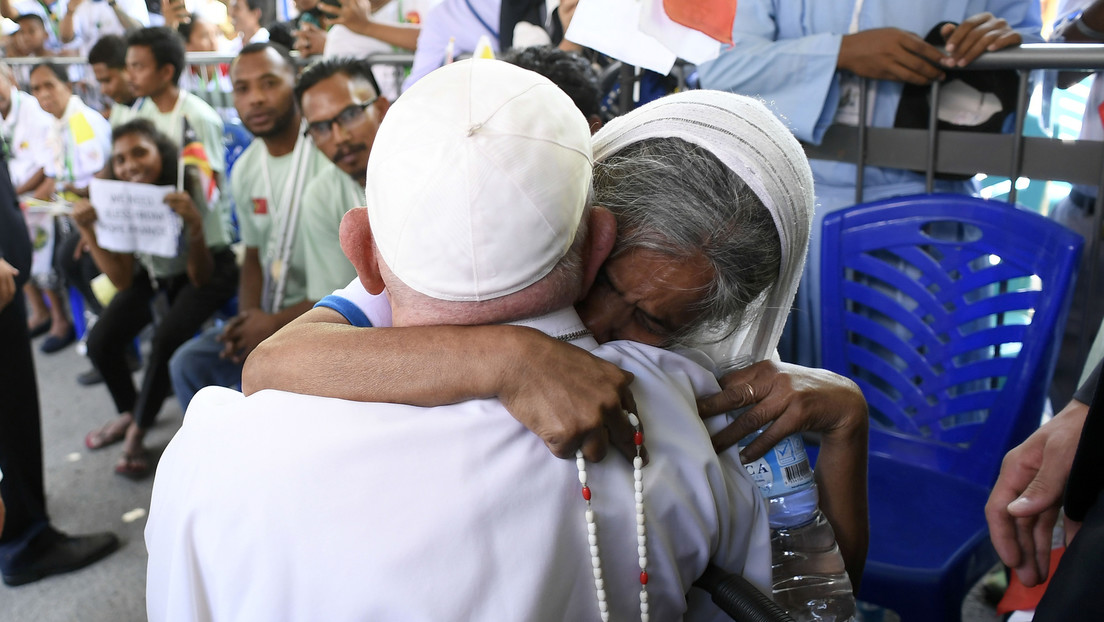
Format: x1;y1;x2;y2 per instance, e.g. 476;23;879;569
259;127;310;313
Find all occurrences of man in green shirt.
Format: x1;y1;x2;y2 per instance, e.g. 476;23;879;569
295;56;389;303
169;43;359;411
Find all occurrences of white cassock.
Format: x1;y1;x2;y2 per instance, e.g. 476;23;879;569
145;307;770;622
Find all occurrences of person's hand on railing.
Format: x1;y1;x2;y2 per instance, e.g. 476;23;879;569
295;22;327;57
838;28;947;85
939;12;1022;69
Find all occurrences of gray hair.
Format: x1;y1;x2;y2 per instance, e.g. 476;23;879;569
593;136;781;343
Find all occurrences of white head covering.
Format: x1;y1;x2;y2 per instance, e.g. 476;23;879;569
592;90;815;365
364;58;593;302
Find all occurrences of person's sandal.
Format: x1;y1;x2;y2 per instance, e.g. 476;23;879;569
84;419;129;450
114;450;151;479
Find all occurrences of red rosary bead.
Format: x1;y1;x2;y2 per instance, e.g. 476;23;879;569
634;430;644;446
582;486;591;501
640;571;649;585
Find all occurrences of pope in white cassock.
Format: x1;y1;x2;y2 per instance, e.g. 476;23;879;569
145;59;779;621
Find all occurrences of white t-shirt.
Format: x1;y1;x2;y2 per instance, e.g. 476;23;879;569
43;94;112;190
145;306;771;622
323;0;440;99
1;87;55;190
68;0;150;56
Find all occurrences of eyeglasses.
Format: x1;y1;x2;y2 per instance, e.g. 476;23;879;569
304;99;377;141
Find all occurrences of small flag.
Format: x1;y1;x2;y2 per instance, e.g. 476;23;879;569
662;0;738;44
252;198;268;215
181;117;217;201
473;34;495;59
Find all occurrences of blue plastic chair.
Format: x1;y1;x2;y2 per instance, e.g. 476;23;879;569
819;194;1083;622
222;120;253;175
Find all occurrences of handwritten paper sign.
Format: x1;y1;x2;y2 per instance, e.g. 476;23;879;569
89;179;182;258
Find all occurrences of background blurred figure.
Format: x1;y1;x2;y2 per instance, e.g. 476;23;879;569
88;34;138;127
229;0;268;48
60;0;149;57
0;152;119;589
75;119;237;479
0;61;53;197
1044;0;1104;408
696;1;1042;367
27;62;112;355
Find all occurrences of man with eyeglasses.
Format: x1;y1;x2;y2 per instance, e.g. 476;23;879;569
168;43;356;413
291;57;390;315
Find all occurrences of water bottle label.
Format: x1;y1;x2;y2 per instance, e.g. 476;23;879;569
772;437;814;489
739;433;814;499
743;457;774;491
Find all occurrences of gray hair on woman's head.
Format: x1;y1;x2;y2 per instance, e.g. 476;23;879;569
593;136;781;343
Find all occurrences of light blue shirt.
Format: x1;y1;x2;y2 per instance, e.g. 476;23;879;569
697;0;1042;366
698;0;1042;212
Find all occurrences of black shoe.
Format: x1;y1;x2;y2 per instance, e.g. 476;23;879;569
40;327;76;354
77;367;104;386
77;351;140;386
2;530;120;587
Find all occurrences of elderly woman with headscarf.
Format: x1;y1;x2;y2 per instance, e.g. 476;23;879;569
243;89;870;584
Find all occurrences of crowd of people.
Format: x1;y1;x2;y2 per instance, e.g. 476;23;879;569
0;0;1101;620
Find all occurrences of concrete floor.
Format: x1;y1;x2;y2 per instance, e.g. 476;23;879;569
0;331;1007;622
1;332;181;622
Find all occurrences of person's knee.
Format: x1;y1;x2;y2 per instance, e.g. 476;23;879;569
85;322;111;366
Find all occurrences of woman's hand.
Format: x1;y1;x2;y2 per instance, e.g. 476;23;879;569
71;198;98;231
499;328;640;464
698;360;868;459
164;191;202;232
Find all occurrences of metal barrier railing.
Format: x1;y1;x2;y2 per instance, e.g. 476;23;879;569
2;51;416;111
803;42;1104;370
6;45;1101;361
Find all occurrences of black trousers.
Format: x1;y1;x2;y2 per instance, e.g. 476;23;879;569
57;229;104;316
86;249;238;429
1034;488;1104;620
0;296;50;572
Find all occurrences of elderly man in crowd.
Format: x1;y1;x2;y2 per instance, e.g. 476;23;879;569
168;43;358;412
145;59;805;620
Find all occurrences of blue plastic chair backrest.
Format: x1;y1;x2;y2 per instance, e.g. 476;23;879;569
223;120;254;175
820;194;1083;487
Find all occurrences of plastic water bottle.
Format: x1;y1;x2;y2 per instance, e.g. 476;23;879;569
738;429;857;622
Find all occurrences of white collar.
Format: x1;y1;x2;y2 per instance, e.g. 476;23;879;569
508;307;597;351
58;93;83;125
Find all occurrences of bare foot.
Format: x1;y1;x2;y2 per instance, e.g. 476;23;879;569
85;414;133;450
121;423;145;458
